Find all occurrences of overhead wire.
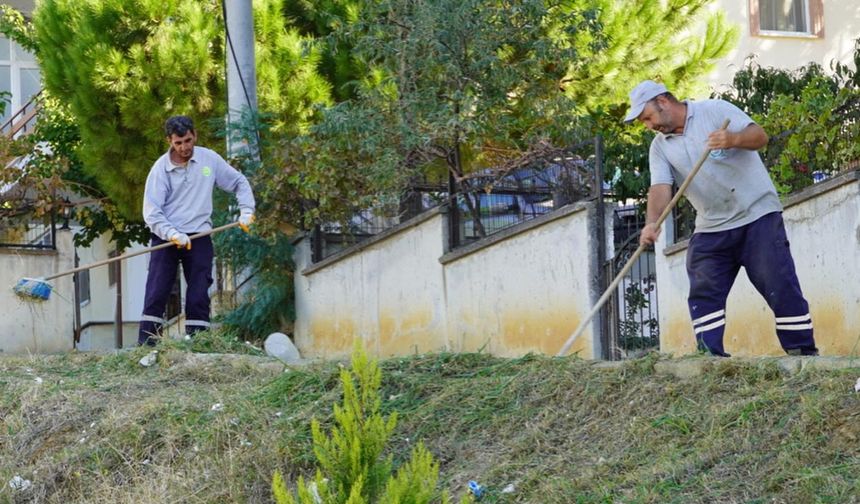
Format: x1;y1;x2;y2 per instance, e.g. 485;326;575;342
220;0;262;150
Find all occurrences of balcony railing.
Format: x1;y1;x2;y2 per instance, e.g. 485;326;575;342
1;90;42;139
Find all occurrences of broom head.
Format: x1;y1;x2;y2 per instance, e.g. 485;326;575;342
13;277;53;301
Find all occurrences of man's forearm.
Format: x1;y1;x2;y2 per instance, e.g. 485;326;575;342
646;184;673;225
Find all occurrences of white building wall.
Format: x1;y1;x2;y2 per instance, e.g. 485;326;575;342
707;1;860;92
294;210;449;359
0;229;75;353
442;204;599;358
74;238;150;351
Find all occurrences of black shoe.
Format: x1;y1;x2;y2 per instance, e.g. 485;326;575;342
696;340;730;357
138;336;159;347
786;348;819;356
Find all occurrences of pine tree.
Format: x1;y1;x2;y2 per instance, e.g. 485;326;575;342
272;341;460;504
255;0;333;136
272;343;461;503
31;0;331;221
279;0;366;101
564;0;739;115
32;0;226;219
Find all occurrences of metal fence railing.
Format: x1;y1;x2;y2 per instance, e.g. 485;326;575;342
0;90;42;139
448;140;598;249
310;188;447;261
0;212;58;250
602;203;660;359
310;139;602;262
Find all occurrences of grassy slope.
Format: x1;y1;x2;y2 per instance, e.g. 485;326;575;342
2;347;860;503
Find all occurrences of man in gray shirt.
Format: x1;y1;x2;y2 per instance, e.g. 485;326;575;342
139;115;256;345
626;80;817;357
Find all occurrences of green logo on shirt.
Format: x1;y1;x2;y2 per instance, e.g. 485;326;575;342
202;166;212;177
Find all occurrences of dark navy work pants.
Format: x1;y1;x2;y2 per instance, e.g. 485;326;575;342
686;212;817;356
138;234;214;346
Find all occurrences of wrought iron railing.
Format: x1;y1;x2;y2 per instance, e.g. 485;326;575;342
1;89;42;138
0;212;57;250
309;139;601;262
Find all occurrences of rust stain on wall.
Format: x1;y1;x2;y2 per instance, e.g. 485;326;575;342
661;316;696;356
449;312;492;353
499;307;589;358
721;299;855;356
723;310;784;356
378;309;441;356
307;317;358;358
810;300;858;355
662;297;858;357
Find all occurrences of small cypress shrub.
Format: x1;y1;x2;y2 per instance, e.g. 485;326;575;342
273;343;466;503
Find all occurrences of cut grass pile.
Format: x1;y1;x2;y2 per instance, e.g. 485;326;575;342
2;347;860;503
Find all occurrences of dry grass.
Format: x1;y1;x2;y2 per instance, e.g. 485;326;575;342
2;348;860;503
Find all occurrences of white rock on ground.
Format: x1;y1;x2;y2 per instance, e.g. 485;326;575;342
8;475;32;491
264;332;302;364
138;350;158;367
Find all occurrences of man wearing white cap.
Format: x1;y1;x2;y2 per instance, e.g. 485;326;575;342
625;80;817;357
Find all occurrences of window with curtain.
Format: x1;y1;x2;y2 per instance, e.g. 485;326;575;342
750;0;824;38
760;0;807;33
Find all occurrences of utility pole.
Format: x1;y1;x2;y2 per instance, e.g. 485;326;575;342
223;0;259;300
224;0;259;159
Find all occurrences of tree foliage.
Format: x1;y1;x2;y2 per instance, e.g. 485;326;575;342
265;0;739;225
714;41;860;194
279;0;366;101
255;0;333;136
210;114;296;339
565;0;738;115
32;0;226;220
578;0;739;200
277;0;601;227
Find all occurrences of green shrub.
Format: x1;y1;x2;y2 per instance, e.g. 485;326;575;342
272;343;466;504
715;44;860;195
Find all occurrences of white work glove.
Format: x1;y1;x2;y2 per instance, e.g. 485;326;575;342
239;210;255;233
168;230;191;250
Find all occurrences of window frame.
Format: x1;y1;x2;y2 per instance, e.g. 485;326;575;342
77;269;91;306
108;250;119;286
749;0;824;39
0;36;40;122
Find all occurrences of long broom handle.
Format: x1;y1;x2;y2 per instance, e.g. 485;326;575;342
43;221;241;281
556;119;731;357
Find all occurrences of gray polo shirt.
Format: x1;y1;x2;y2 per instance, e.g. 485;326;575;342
649;99;782;233
142;146;255;240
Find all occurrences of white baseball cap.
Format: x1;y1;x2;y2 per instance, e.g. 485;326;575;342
624;80;669;123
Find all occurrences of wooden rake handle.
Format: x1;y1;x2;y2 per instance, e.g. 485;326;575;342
44;221;241;282
556;119;731;357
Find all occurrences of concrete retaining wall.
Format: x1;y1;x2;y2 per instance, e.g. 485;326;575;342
294;202;605;360
0;230;75;353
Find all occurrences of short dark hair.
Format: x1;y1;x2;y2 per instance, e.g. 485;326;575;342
650;92;678;104
164;115;195;137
